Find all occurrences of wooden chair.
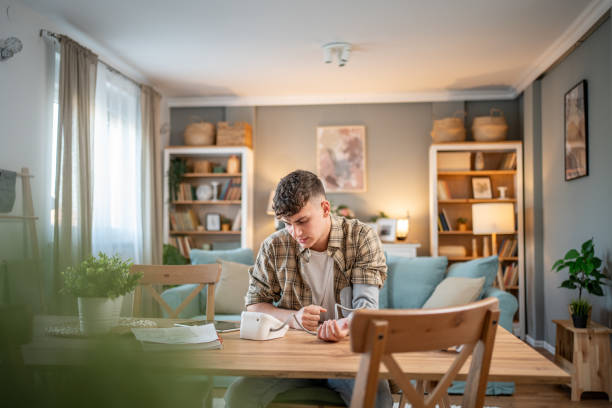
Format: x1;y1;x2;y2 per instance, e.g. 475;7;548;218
131;264;221;320
349;297;500;408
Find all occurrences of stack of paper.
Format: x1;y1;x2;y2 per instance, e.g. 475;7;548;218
131;323;222;351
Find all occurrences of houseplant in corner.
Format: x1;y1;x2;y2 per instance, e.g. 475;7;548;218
552;238;607;328
61;252;142;335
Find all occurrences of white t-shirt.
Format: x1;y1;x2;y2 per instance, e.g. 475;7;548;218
301;249;336;322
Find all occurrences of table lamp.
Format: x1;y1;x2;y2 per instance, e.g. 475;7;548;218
395;217;409;240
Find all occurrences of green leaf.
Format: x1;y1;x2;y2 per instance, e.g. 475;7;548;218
564;249;580;260
552;259;564;270
560;280;577;290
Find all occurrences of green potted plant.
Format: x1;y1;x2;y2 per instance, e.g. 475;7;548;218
552;238;607;328
61;253;141;335
457;217;468;231
168;158;187;201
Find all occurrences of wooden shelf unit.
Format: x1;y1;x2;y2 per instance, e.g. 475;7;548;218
163;146;253;254
429;141;525;338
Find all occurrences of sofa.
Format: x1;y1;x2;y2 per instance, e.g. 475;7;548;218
161;249;518;398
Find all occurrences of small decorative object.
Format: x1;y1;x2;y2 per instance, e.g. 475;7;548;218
430;111;466;143
221;215;232;231
196;184;213;201
497;186;508;199
472;108;508;142
168;158;187;201
552;238;607;328
376;218;396;243
471;238;478;258
564;80;588;181
213;166;225;173
210;181;220;201
193;159;212;173
437;152;471;171
60;253;141;335
205;213;221;231
395;217;409;240
331;203;355;219
184;121;215;146
217;122;253;147
316;125;366;192
226;155;241;174
474;151;485;170
201;243;212;250
457;217;468;231
471;177;492;199
0;37;23;61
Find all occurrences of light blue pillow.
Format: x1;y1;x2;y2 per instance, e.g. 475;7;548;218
446;255;498;298
189;248;254;265
387;255;448;309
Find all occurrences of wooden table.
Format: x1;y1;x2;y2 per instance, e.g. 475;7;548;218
23;316;569;386
553;319;612;402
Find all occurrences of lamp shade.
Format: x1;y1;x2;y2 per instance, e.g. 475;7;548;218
472;203;515;234
396;218;409;239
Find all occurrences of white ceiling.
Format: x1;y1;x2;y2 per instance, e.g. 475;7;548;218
22;0;609;104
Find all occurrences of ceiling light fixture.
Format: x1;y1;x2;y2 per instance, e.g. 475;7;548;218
322;42;352;67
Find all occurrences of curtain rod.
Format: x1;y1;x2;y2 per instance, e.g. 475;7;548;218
40;29;146;89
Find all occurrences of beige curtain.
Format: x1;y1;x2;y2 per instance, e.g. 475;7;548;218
53;37;98;295
140;86;163;265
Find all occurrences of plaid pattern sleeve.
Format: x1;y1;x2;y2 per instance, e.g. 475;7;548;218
347;221;387;288
245;238;281;306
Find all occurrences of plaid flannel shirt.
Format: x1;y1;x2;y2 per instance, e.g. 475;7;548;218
246;215;387;311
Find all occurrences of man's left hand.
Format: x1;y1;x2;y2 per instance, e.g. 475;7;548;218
317;317;349;342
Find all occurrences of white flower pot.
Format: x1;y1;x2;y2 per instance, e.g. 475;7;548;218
77;296;123;335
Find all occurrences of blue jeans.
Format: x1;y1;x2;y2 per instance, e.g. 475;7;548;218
224;376;393;408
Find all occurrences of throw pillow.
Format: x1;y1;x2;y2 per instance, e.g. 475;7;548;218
387;255;448;309
214;259;251;314
446;255;498;298
422;277;485;309
190;248;254;266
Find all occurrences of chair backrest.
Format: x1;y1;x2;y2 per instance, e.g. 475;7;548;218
349;297;500;408
130;264;221;320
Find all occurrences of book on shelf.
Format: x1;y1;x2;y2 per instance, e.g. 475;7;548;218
231;210;241;231
169;210;201;231
438;212;450;231
503;262;518;287
437;180;452;200
219;180;231;200
499;152;517;170
441;208;453;231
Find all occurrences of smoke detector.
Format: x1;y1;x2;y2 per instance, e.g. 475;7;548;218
322;42;351;67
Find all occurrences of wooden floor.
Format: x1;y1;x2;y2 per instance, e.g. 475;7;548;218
449;347;611;407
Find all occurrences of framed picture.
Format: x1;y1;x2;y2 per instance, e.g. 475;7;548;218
564;80;588;181
205;213;221;231
376;218;396;243
316;125;366;192
472;177;492;199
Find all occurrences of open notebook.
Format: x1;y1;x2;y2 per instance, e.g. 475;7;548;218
131;323;222;351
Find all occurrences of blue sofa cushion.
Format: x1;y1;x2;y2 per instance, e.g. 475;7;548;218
446;255;498;298
190;248;254;265
387;255;448;309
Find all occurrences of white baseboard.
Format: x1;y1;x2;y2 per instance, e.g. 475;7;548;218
526;335;555;355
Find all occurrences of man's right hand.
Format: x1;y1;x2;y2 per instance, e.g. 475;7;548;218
292;305;326;331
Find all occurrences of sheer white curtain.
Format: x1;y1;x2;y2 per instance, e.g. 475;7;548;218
92;64;144;263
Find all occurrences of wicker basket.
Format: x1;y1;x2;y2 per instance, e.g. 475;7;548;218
217;122;252;148
472;108;508;142
431;111;466;143
184;121;215;146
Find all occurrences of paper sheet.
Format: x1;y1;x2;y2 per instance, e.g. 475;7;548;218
131;323;218;344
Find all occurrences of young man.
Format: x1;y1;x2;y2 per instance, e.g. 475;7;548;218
224;170;393;408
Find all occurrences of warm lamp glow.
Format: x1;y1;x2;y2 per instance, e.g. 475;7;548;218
472;203;515;234
396;218;409;240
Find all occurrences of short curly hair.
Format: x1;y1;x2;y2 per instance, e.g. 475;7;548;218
273;170;326;218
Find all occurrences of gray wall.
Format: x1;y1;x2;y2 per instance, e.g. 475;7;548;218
251;100;521;254
531;17;612;345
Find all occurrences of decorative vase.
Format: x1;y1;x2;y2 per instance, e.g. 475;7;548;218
458;223;468;232
78;296;123;335
226;155;240;174
569;305;592;328
474;152;485;170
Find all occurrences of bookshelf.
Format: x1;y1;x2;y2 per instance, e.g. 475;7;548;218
429;141;525;338
163;146;253;257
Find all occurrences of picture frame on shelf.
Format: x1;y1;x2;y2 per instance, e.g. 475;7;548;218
376;218;396;242
564;80;588;181
471;177;492;199
205;213;221;231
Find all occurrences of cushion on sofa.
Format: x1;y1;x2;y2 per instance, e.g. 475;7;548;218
189;248;254;266
422;276;485;309
214;259;250;314
446;255;498;298
387;255;448;309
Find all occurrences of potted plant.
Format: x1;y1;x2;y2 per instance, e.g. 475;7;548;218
457;217;468;231
168;158;187;201
61;253;142;335
552;238;607;328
